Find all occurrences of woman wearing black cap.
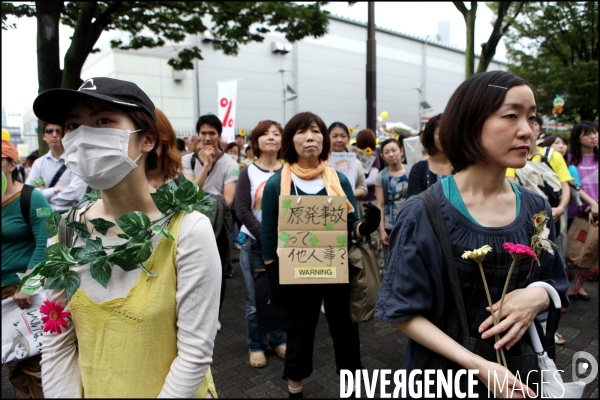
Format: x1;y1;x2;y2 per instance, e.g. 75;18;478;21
32;78;220;397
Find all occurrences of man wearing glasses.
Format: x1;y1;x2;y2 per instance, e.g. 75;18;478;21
25;122;86;213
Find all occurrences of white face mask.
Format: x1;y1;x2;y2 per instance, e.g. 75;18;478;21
62;126;144;190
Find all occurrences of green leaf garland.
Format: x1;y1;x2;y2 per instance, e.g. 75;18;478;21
17;176;214;300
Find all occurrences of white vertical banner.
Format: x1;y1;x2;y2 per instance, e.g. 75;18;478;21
217;80;238;143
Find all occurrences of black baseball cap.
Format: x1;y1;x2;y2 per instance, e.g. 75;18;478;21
33;77;156;124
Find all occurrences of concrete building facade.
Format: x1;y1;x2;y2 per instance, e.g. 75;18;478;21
27;15;507;141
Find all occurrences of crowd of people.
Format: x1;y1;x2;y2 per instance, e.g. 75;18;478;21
1;70;597;398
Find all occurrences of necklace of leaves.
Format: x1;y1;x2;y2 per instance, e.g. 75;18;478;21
17;176;215;300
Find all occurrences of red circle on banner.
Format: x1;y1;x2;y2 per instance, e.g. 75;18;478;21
220;98;229;107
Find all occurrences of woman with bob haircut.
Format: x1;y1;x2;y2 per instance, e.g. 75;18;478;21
407;113;454;198
147;107;183;189
375;70;568;398
261;112;381;398
31;77;220;398
235;120;287;368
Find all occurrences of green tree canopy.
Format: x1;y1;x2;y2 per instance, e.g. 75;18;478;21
504;2;598;123
2;1;332;153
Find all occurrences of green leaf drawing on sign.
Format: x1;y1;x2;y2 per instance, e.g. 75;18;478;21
279;232;291;248
309;231;319;247
282;199;292;218
325;222;334;231
89;218;116;235
336;235;347;250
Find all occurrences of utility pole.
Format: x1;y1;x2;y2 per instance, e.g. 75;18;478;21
366;1;376;131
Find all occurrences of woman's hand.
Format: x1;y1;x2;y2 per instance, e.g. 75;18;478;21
584;201;598;217
550;205;564;221
479;287;550;350
13;291;32;309
475;358;536;398
380;229;389;245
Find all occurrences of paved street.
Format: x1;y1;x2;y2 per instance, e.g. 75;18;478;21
3;251;598;398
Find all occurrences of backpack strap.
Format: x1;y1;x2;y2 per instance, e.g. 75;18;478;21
20;184;34;226
191;152;199;172
48;165;67;188
418;190;470;347
541;147;554;169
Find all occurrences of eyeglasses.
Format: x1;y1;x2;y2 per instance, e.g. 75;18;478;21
44;128;61;135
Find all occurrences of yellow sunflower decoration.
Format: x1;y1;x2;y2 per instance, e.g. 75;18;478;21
348;126;355;134
365;147;373;156
239;128;247;137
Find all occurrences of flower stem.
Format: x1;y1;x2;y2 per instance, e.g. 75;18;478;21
526;258;534;280
495;256;518;365
478;263;506;367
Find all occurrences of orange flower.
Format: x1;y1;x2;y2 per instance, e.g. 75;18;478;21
365;147;373;156
40;300;70;334
349;127;355;134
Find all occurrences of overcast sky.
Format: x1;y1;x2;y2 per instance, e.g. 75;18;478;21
1;2;506;112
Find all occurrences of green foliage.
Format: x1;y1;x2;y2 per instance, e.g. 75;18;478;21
3;2;332;71
504;2;598;123
18;177;215;300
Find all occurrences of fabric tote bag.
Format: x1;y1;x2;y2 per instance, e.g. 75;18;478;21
566;215;598;269
2;291;46;365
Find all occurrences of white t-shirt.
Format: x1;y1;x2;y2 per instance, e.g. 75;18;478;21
239;163;277;240
182;151;240;196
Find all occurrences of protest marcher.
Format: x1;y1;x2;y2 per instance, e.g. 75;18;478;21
407;114;453;198
566;121;598;302
235;120;287;368
182;114;240;328
25;122;87;213
146;108;183;189
376;71;569;397
375;139;409;269
183;136;190;151
261;111;381;398
243;144;254;165
235;134;246;152
328;121;368;200
2;139;51;398
355;128;384;269
506;113;572;230
32;77;220;397
189;134;199;154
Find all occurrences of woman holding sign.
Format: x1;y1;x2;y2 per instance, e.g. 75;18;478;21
375;71;568;397
2;139;51;398
31;77;220;398
261;112;381;398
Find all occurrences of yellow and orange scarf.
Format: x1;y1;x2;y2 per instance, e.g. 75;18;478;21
280;161;354;212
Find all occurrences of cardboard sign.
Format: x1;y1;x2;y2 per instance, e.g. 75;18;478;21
277;195;349;284
349;146;375;171
330;152;357;190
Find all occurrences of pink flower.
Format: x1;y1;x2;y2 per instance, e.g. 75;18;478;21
40;300;70;334
502;242;537;259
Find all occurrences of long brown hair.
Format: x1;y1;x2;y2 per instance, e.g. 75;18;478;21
131;108;182;182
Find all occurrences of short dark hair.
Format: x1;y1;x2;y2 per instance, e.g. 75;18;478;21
421;113;443;156
356;129;376;150
328;122;349;136
380;138;403;153
176;138;186;152
439;70;536;172
196;114;222;135
281;112;330;164
235;134;243;139
250;120;283;159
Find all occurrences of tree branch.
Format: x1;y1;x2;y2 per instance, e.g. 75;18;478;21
453;1;468;18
